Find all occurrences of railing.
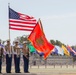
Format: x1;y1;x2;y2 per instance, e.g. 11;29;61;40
29;56;76;68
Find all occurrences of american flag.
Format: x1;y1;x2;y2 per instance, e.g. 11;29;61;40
9;8;37;31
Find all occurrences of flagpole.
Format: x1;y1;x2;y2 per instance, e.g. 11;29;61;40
38;18;43;31
8;3;10;41
38;18;45;35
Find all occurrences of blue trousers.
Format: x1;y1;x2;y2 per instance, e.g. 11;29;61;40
6;54;12;73
0;58;2;73
14;55;20;73
23;55;29;72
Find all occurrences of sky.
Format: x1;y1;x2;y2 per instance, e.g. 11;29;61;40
0;0;76;45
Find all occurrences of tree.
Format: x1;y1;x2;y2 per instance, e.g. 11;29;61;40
55;40;62;47
50;40;56;45
14;35;30;44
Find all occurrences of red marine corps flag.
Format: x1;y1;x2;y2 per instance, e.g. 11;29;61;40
9;8;37;31
28;21;54;59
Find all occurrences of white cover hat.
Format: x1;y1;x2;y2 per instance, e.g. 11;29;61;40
23;41;28;44
14;40;19;43
7;39;10;42
0;39;1;42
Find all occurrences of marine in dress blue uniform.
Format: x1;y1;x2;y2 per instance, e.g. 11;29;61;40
13;40;21;73
22;41;29;73
0;40;4;73
5;40;12;73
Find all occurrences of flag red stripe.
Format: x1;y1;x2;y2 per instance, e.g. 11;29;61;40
9;18;36;21
10;24;35;28
10;27;32;31
9;19;36;24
